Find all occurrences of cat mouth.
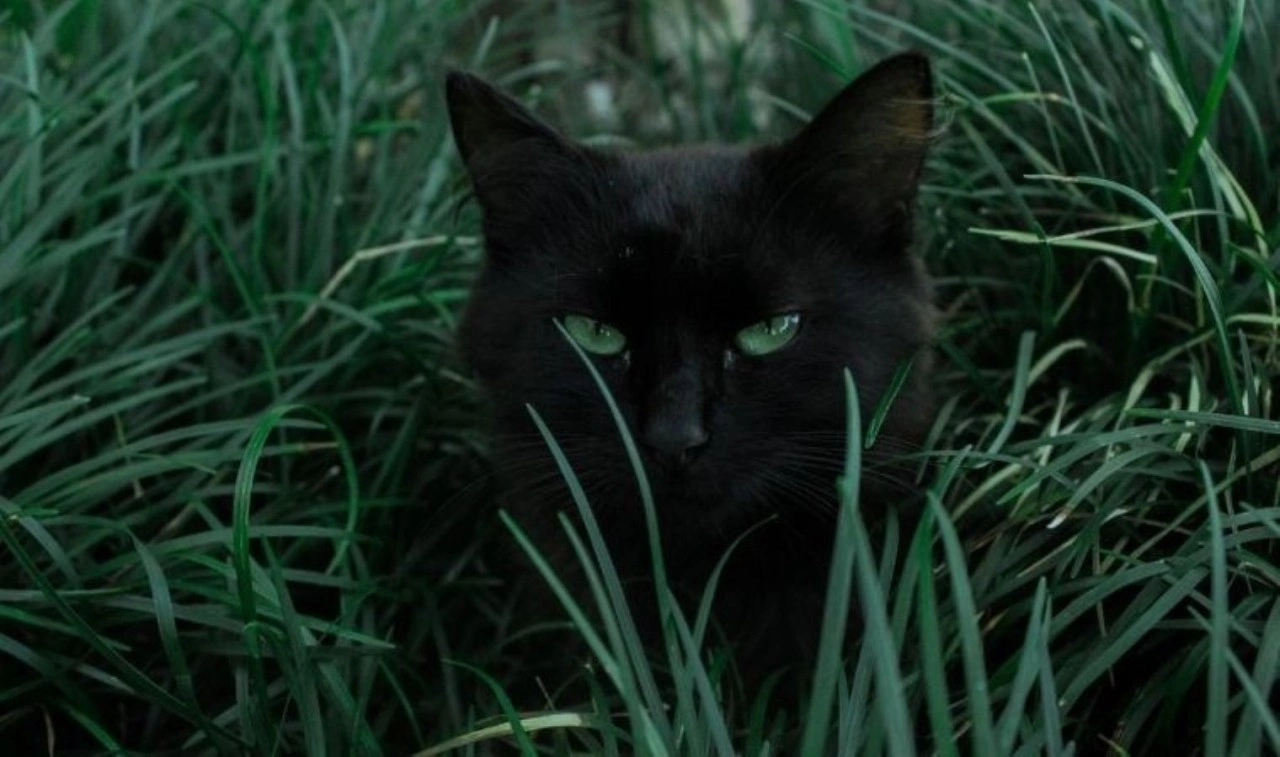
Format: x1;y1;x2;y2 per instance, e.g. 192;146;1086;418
641;458;705;497
649;467;755;519
647;463;696;494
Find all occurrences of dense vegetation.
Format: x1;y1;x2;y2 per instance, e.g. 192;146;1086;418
1;0;1277;754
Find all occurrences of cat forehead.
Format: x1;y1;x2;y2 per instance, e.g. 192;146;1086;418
613;146;760;228
569;149;803;310
582;145;782;276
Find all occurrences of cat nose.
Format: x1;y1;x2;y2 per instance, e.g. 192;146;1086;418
642;416;710;465
644;361;710;465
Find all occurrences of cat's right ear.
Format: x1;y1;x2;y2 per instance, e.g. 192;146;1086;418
445;72;578;211
768;52;934;237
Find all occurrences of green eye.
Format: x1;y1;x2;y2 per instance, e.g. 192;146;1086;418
563;314;627;356
734;313;802;356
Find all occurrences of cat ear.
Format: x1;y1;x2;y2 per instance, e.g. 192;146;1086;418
772;51;934;231
445;71;580;211
445;71;568;165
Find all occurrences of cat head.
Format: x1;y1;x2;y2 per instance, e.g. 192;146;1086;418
447;54;937;538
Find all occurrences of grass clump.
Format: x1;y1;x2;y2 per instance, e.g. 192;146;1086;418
2;0;1278;754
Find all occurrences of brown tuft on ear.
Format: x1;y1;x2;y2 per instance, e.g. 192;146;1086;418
770;51;935;231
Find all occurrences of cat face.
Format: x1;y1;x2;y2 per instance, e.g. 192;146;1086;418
448;54;936;543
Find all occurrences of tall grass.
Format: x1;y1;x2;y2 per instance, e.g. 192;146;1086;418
1;0;1277;754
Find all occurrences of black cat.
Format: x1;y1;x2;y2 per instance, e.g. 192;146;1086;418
446;52;937;684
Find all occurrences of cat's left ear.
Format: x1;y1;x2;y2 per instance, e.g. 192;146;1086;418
445;71;580;211
771;51;934;229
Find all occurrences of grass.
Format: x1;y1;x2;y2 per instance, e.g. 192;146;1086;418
1;0;1278;754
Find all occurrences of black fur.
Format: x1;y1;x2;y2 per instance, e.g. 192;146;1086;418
447;53;937;680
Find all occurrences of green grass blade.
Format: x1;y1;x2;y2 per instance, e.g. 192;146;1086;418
799;369;862;757
929;495;997;756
